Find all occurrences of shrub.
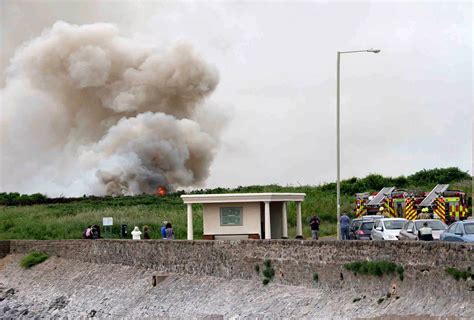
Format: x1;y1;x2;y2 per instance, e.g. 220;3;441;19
396;266;404;281
353;297;361;303
445;267;472;281
254;264;260;274
313;272;319;283
261;259;275;286
263;259;271;269
377;298;384;304
344;260;404;281
262;266;275;280
20;252;49;269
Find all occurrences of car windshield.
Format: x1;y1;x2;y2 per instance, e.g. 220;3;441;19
464;223;474;234
415;221;447;230
384;220;405;230
360;222;374;230
352;221;362;228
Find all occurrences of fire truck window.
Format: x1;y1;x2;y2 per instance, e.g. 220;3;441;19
396;204;403;216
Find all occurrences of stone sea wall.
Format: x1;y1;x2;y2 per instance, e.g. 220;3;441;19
3;240;473;293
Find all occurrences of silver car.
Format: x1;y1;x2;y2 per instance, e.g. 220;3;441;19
371;218;407;241
398;219;448;241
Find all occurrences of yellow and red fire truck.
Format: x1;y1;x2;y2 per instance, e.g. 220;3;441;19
361;187;405;218
355;184;470;222
417;184;469;223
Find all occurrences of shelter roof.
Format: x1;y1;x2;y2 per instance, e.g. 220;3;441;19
181;193;306;204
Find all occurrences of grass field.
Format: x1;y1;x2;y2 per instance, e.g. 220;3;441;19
0;168;471;240
0;189;345;240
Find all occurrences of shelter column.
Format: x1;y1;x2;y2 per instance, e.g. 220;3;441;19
187;203;193;240
264;201;271;239
296;201;303;237
282;202;288;238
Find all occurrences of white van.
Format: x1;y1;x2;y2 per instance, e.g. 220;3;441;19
371;218;407;241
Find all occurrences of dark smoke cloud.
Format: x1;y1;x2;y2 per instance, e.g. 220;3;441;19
0;21;221;196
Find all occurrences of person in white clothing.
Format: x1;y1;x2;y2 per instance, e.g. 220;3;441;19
418;222;433;241
131;226;142;240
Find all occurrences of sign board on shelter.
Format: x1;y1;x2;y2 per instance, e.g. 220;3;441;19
102;217;113;226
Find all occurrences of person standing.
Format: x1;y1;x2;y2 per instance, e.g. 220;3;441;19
378;207;386;217
161;221;168;239
91;225;101;239
418;207;431;219
131;226;142;240
418;221;433;241
83;225;93;239
309;215;321;240
340;214;350;240
143;225;150;240
165;222;175;240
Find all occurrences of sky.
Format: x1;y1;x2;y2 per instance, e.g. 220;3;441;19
1;0;472;190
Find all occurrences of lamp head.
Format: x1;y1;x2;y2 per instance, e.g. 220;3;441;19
367;49;381;53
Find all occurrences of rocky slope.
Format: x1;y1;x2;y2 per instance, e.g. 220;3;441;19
0;254;472;319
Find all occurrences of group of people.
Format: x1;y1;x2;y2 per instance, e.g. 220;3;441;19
131;221;175;240
83;221;175;240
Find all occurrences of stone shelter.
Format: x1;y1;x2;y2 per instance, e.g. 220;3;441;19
181;193;306;240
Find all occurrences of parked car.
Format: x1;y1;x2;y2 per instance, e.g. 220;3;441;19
363;215;384;221
399;219;448;241
353;221;374;240
349;218;363;240
440;221;474;243
371;218;407;241
349;215;387;239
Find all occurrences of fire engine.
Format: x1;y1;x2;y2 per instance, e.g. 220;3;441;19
417;184;468;223
354;184;469;222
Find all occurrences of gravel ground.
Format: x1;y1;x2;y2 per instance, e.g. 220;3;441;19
0;254;472;319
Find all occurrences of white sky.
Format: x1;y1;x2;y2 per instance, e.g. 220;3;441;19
1;1;472;188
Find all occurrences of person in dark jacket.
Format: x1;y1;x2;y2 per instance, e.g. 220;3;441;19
91;225;101;239
143;225;150;240
309;215;321;240
165;222;174;240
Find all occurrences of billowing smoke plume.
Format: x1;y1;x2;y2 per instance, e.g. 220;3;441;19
0;21;222;196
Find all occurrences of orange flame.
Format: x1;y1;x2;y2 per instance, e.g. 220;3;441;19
156;186;167;197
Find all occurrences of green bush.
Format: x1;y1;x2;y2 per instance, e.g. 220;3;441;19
313;272;319;283
263;259;271;269
261;259;275;286
254;264;260;274
344;260;404;281
445;267;472;281
262;267;275;280
20;252;49;269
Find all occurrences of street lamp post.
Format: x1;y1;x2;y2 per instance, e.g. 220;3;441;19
336;49;380;240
